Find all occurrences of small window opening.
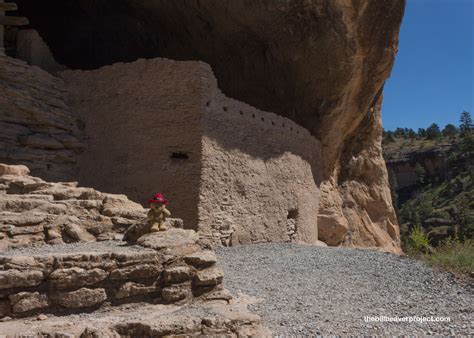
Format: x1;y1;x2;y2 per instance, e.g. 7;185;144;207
170;152;189;160
287;209;298;242
223;106;228;112
287;209;298;219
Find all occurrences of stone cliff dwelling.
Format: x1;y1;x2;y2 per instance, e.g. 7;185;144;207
0;1;404;253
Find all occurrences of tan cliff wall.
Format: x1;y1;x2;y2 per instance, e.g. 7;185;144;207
0;56;83;181
319;95;401;253
199;67;321;246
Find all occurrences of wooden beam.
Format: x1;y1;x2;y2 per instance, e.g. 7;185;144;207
0;3;18;11
0;15;29;26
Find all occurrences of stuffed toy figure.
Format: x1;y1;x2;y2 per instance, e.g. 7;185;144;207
147;193;171;232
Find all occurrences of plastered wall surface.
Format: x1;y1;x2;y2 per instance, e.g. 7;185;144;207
61;58;204;227
198;66;322;245
60;58;321;243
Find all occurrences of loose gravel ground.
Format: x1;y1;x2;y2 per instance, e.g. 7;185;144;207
216;243;473;336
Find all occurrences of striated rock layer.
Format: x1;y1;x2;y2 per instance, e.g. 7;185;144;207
0;56;83;181
0;163;183;250
11;1;405;252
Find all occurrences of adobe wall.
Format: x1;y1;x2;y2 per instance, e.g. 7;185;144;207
198;68;322;245
60;57;322;244
60;59;204;227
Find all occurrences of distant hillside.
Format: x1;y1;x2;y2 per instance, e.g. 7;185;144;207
382;123;473;246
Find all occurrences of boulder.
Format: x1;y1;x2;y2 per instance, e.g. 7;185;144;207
0;164;30;177
9;292;49;313
194;267;224;286
161;285;190;302
109;264;161;280
0;269;43;289
0;211;50;226
58;288;107;308
137;229;199;251
162;266;192;284
102;194;145;219
184;250;217;268
115;282;159;299
49;267;108;289
64;223;96;242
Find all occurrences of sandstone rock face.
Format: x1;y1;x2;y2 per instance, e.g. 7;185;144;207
0;56;83;181
384;141;452;191
0;230;227;319
318;97;401;253
0;163;182;250
16;29;65;74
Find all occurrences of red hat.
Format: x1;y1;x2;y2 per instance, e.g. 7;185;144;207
148;193;168;205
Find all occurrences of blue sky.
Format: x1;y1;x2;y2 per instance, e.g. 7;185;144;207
382;0;473;131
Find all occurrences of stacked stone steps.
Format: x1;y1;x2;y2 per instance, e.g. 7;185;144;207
0;231;268;336
0;163;185;250
0;229;224;319
0;163;269;336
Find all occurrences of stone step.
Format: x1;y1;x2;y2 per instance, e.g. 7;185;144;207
0;229;223;319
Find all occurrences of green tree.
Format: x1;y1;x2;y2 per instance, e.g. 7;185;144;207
459;111;473;135
394;128;406;138
383;131;395;144
442;123;458;139
418;128;426;138
415;163;426;185
426;123;441;140
407;128;417;139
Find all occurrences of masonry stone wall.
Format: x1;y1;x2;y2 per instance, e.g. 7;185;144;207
198;69;322;245
61;59;204;228
60;58;322;244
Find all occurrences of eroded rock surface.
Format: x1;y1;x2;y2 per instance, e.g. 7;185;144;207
0;164;181;250
0;56;82;181
0;197;268;336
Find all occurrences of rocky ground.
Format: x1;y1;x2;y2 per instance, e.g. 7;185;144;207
216;243;474;336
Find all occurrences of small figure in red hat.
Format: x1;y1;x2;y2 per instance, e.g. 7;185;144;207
147;193;171;232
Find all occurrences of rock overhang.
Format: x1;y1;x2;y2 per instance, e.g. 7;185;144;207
14;0;405;148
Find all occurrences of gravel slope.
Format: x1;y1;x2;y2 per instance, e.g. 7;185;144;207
216;243;473;336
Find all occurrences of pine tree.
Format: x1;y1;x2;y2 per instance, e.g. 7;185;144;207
426;123;441;140
459;111;473;135
442;124;458;139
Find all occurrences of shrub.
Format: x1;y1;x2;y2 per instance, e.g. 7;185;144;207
403;224;431;255
424;238;474;275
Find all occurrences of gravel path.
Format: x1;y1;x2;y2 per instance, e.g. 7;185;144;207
216;243;473;336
